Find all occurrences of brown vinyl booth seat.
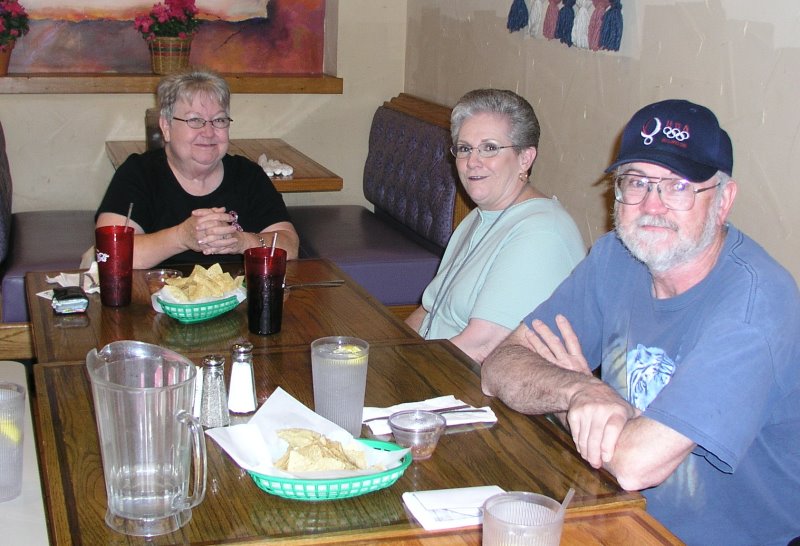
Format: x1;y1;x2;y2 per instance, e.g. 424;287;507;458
289;94;473;310
0;120;95;323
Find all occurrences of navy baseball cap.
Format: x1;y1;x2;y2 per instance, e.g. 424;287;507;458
606;99;733;182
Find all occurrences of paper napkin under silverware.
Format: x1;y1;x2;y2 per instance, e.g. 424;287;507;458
37;262;101;301
362;395;497;436
402;485;504;530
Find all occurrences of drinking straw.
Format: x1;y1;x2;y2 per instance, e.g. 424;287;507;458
123;202;134;229
270;232;278;257
559;487;575;516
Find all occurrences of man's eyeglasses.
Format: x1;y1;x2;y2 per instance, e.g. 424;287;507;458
614;173;720;211
172;116;233;129
449;143;515;159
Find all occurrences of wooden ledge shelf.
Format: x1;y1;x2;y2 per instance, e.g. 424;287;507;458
0;73;343;94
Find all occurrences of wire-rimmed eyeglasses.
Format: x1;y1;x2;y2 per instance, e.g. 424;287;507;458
449;143;515;159
172;116;233;129
614;173;720;211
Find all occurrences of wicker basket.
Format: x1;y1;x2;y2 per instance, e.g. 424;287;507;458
149;37;192;75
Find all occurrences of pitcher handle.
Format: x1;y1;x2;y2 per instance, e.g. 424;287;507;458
175;410;207;511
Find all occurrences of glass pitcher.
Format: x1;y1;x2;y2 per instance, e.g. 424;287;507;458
86;340;207;537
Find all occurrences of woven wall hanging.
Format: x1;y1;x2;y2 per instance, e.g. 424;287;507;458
508;0;623;51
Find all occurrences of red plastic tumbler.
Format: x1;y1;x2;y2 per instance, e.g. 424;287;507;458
244;247;287;335
95;226;134;307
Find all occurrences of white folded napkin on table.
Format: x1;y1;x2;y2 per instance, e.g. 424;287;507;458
37;262;100;300
402;485;505;531
362;395;497;436
257;153;294;177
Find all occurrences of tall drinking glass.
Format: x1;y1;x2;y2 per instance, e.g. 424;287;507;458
311;336;369;437
95;225;134;307
0;382;25;503
244;247;287;335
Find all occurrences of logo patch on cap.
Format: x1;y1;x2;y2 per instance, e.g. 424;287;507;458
641;118;690;147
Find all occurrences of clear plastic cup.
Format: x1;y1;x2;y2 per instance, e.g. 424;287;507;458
388;410;446;460
144;269;182;295
482;491;565;546
0;382;25;503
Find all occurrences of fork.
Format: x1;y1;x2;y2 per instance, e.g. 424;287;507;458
363;404;483;423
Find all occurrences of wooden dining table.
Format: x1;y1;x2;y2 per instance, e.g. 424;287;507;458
25;259;419;364
32;339;684;545
26;258;682;545
105;138;343;193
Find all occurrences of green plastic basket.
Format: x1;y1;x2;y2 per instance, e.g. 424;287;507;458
248;439;411;501
157;295;240;324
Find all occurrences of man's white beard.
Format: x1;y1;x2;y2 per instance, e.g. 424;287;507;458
614;197;721;274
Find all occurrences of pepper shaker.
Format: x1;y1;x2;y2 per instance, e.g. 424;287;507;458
200;354;230;428
228;342;257;414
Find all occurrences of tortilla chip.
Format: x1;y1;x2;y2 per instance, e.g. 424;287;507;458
274;428;368;472
159;263;242;303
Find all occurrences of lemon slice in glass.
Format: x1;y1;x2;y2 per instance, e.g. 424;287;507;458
0;419;21;444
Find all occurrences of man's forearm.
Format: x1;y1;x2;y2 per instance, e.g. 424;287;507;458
481;341;591;415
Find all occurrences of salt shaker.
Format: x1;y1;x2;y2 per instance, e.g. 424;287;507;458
200;354;230;428
228;342;257;414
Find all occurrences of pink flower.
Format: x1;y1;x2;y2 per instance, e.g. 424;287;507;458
0;0;29;47
133;0;201;39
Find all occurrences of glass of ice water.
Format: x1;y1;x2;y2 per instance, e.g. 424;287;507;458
311;336;369;437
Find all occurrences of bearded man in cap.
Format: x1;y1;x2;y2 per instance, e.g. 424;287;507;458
481;99;800;546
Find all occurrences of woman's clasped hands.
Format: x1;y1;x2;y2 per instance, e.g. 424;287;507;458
182;207;241;255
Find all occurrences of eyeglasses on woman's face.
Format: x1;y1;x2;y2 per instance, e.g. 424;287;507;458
172;116;233;129
450;142;515;159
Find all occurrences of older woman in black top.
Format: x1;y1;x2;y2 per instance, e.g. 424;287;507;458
96;70;299;268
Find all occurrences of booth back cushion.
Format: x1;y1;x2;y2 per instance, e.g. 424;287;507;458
363;106;457;250
0;122;13;265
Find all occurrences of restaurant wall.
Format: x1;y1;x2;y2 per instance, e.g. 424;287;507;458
404;0;800;282
0;0;406;213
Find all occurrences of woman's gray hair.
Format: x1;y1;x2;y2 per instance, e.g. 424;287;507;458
450;89;540;149
157;70;231;120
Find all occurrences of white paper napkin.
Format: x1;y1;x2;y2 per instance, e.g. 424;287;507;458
206;387;409;478
362;395;497;436
257;153;294;177
402;485;505;530
37;262;100;300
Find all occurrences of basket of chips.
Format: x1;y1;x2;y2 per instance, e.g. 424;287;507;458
157;295;240;324
248;438;412;501
152;264;245;324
